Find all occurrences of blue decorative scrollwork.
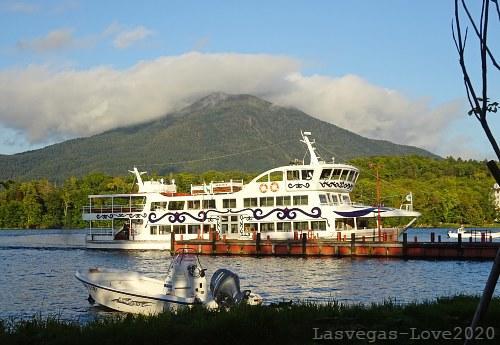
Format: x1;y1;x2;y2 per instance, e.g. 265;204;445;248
149;209;231;224
287;182;310;189
229;207;321;220
96;213;147;220
148;207;322;224
319;181;353;189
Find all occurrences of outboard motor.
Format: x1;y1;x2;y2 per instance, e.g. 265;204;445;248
210;269;251;307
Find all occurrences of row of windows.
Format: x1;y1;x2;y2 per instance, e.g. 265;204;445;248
255;168;359;183
150;224;212;235
319;193;351;205
151;199;215;211
151;195;309;211
149;220;328;235
320;168;358;182
244;195;308;207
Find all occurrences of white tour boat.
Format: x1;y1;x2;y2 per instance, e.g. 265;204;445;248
83;131;420;250
75;248;263;314
447;226;500;240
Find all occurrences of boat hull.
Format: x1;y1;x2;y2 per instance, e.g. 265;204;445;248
75;269;196;314
448;231;500;239
85;240;170;250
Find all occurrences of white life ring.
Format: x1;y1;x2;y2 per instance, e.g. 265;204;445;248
270;182;279;192
259;183;268;193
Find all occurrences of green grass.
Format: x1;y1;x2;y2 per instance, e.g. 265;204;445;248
1;296;499;344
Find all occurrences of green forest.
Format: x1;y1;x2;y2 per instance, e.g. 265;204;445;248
0;155;498;229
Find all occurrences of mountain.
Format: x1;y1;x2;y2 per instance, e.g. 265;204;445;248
0;93;437;181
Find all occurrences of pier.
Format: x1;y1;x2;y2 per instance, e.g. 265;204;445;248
171;232;500;260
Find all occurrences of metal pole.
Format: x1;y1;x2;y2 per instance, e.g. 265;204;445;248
376;166;381;241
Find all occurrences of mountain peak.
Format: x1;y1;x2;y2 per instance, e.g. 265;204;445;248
186;93;271;112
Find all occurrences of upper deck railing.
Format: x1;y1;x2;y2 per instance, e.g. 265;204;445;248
191;180;244;195
82;204;145;214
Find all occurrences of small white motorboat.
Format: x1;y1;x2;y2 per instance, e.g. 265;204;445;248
447;226;500;240
75;249;262;314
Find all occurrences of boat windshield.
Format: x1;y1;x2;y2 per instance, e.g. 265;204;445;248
170;248;203;268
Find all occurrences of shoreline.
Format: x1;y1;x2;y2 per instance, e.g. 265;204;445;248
1;296;499;344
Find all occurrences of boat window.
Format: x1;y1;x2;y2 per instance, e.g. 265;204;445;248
277;222;292;232
293;221;309;231
320;169;332;179
335;218;355;230
311;221;327;231
202;199;216;209
260;223;275;232
293;195;308;205
342;195;351;204
230;216;238;222
168;201;185;210
223;199;236;208
329;193;339;205
276;196;291;206
159;225;171;234
257;174;269;183
286;170;300;180
203;224;212;233
173;225;186;234
319;194;328;205
150;202;167;211
230;224;238;233
187;225;199;234
220;224;228;234
344;171;351;182
187;200;200;209
150;226;158;235
301;170;314;180
346;171;356;182
260;197;274;207
244;198;258;207
221;216;228;222
270;171;283;181
244;223;258;233
332;169;342;180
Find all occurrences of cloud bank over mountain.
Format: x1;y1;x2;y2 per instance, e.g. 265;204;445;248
0;52;461;154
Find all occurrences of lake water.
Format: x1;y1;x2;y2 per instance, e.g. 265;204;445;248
0;228;499;323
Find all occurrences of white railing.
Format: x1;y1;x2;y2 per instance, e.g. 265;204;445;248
191;180;244;195
82;204;145;214
86;227;115;241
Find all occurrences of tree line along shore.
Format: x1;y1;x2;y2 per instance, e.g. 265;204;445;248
0;156;498;229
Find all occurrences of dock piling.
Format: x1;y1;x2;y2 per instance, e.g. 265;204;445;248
351;233;356;254
256;232;261;255
170;232;175;253
302;233;307;255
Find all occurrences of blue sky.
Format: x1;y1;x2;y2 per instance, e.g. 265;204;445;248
0;0;498;159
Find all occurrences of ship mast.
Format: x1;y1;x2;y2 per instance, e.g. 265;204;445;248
129;167;146;192
300;131;323;165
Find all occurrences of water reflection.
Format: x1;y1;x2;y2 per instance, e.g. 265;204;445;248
0;229;498;322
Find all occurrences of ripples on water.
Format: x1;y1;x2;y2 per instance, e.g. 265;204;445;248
0;229;499;322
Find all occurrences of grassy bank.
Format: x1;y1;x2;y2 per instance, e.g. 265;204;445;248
1;296;499;344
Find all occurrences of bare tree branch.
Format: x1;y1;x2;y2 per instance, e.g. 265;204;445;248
454;0;500;159
493;0;500;21
460;0;500;70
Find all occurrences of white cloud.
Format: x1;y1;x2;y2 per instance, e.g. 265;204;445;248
113;26;153;49
1;1;38;13
0;52;462;154
16;28;74;53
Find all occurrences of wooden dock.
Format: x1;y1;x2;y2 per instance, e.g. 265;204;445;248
171;233;500;260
